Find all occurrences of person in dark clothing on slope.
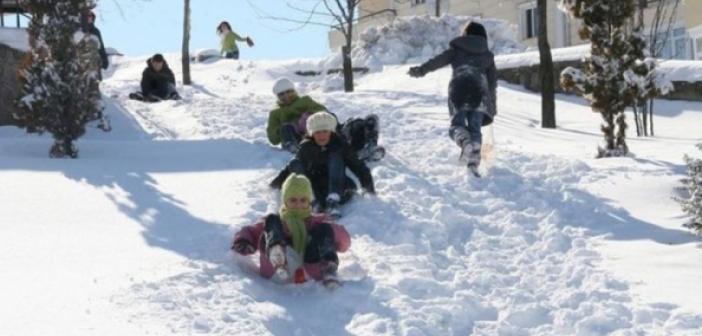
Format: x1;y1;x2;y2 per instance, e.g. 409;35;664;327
130;54;181;102
270;112;375;219
409;22;497;173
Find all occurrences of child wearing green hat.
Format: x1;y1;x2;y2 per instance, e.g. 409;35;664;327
232;174;350;288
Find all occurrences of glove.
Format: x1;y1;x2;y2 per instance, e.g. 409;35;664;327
232;239;255;255
408;66;424;78
246;37;255;47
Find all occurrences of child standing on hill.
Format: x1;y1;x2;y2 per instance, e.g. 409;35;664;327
217;21;254;60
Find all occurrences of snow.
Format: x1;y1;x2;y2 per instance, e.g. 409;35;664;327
0;27;29;51
496;44;591;69
496;44;702;83
658;60;702;82
323;15;524;71
1;52;702;335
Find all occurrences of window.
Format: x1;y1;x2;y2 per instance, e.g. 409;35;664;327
412;0;427;5
696;38;702;60
520;3;539;40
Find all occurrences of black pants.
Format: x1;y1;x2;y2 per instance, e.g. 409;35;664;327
263;214;338;264
224;51;240;60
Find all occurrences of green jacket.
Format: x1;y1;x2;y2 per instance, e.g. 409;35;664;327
221;31;245;53
267;96;327;145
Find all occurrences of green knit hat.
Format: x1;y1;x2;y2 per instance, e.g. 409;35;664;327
281;173;313;203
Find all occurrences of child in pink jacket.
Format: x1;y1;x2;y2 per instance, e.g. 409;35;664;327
232;174;351;288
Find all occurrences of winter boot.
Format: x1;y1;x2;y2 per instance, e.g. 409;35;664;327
128;92;144;101
325;193;342;219
282;141;299;154
320;260;341;290
358;114;385;162
460;142;481;167
268;244;290;282
97;114;112;132
169;92;182;100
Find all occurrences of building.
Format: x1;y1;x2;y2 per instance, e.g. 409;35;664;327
0;0;25;28
331;0;702;60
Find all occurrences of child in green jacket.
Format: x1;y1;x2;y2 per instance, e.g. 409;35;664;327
268;78;328;153
217;21;254;59
268;78;385;161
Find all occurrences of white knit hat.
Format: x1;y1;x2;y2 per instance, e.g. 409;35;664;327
306;112;337;135
272;78;295;95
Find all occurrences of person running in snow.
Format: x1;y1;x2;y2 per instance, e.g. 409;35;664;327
408;22;497;173
232;174;350;288
130;54;181;102
216;21;254;60
270;112;375;218
268;78;384;161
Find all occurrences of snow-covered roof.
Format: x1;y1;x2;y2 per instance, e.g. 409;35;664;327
496;44;591;70
658;60;702;82
0;27;29;52
496;44;702;83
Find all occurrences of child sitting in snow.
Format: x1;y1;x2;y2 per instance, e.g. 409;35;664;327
128;54;181;102
232;174;350;288
270;112;375;218
267;78;384;161
408;22;497;173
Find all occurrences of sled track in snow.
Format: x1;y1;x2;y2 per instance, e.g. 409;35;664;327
102;61;701;335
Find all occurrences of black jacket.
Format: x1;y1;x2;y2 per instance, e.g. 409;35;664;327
419;35;497;124
140;58;176;97
271;134;375;199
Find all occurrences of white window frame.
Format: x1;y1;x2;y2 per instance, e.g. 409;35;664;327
688;25;702;60
650;22;691;60
518;2;538;41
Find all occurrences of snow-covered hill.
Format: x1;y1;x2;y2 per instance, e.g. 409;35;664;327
1;53;701;336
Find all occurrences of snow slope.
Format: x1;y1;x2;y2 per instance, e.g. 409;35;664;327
1;53;701;335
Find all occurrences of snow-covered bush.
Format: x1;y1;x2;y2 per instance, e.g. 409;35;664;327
559;0;651;158
680;144;702;235
322;15;523;71
16;0;103;158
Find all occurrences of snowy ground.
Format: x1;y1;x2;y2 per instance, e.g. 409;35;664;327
1;54;701;335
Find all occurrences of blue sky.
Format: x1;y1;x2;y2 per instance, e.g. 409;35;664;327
94;0;332;59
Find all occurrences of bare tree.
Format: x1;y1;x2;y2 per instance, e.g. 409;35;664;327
181;0;191;85
632;0;680;137
538;0;555;128
247;0;365;92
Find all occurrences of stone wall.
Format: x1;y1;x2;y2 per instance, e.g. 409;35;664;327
0;42;24;126
497;59;702;102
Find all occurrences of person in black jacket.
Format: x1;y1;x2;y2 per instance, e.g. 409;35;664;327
136;54;181;102
81;11;109;81
270;112;375;218
409;22;497;171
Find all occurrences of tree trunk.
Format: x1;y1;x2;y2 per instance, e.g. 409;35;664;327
649;99;655;136
342;45;354;92
182;0;192;85
632;104;641;136
435;0;441;17
537;0;556;128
